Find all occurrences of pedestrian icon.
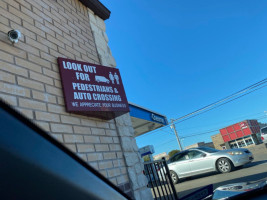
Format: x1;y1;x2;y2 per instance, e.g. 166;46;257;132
109;72;115;84
109;72;120;85
114;72;119;85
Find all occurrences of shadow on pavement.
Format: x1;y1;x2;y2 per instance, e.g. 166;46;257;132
181;171;217;182
177;171;267;198
150;159;267;199
244;159;267;168
178;159;267;182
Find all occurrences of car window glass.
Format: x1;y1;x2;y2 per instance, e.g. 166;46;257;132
171;152;189;162
261;127;267;134
170;154;182;162
178;153;189;161
188;150;205;159
198;147;219;153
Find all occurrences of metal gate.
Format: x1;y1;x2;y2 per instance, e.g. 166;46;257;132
144;159;179;200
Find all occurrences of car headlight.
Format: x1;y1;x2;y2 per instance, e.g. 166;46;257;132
227;151;243;155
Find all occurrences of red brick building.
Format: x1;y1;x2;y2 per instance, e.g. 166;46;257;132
219;120;262;149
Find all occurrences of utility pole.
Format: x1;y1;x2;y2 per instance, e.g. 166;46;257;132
170;119;183;151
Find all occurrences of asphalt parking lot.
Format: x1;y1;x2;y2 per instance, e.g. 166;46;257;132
176;151;267;198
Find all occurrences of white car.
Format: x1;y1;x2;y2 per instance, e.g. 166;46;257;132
261;126;267;143
95;76;110;84
166;147;253;184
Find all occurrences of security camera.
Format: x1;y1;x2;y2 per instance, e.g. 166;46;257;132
7;30;21;43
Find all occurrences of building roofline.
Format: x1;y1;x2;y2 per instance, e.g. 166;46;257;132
79;0;111;20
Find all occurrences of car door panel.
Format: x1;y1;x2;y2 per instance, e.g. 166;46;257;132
169;152;192;178
189;157;214;175
170;160;192;178
188;150;214;175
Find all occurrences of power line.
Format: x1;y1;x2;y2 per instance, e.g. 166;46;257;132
138;111;264;139
181;115;267;139
155;129;218;148
136;78;267;138
179;115;267;138
155;115;267;147
180;114;267;138
140;107;266;145
176;111;263;131
174;83;267;125
181;130;222;139
155;138;178;147
179;115;266;141
137;127;173;139
172;78;267;123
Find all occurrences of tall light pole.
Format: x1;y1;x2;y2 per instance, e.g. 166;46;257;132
170;119;183;151
180;138;185;150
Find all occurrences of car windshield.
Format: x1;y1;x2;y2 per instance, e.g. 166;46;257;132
197;147;219;153
261;127;267;135
1;1;267;200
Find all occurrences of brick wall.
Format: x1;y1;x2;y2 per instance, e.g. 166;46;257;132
211;133;225;150
0;0;131;196
88;8;152;199
247;143;267;154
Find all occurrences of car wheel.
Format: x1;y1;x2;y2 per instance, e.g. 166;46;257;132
169;171;179;184
217;158;234;173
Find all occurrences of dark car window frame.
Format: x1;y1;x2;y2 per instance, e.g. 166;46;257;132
170;151;189;163
261;127;267;134
188;150;206;159
197;147;219;153
0;99;130;200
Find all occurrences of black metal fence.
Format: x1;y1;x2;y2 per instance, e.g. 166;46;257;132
144;159;179;200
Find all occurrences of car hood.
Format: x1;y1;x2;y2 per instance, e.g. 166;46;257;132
212;179;267;199
212;148;250;155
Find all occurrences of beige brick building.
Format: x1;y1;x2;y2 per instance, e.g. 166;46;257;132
0;0;152;199
211;133;225;150
185;141;214;149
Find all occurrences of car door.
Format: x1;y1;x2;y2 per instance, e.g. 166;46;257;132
168;152;192;178
188;150;214;175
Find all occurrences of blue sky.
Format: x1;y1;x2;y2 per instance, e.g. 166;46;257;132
101;0;267;155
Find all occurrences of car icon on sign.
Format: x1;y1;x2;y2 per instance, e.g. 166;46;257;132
95;76;110;84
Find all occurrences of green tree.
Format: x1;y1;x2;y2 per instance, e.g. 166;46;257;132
168;149;180;158
143;155;150;162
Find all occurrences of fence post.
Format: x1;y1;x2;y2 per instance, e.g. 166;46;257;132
162;160;179;200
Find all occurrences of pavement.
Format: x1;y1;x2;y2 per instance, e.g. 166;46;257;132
176;152;267;198
149;151;267;199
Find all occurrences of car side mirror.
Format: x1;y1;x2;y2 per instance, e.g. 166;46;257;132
202;154;207;157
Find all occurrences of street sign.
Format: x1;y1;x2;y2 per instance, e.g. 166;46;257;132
57;57;129;119
138;145;155;157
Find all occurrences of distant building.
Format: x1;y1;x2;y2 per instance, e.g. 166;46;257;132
211;133;226;150
219;120;261;149
153;152;169;160
212;120;264;150
185;142;214;149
